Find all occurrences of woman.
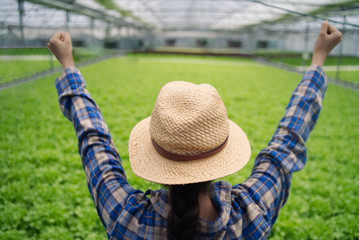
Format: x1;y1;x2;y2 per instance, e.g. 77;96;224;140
48;21;342;239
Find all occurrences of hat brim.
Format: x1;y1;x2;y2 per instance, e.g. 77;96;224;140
129;117;251;185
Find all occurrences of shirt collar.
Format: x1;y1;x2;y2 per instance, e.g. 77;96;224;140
149;181;232;235
149;188;171;219
197;181;232;235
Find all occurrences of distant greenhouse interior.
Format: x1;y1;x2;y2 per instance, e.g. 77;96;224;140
1;0;358;55
1;0;359;86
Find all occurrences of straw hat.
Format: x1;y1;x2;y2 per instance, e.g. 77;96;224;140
129;81;251;185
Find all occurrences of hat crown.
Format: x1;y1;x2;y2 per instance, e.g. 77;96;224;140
150;81;229;156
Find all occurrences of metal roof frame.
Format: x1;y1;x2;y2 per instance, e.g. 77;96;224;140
26;0;151;29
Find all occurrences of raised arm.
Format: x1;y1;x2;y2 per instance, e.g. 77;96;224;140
48;33;142;237
234;21;342;237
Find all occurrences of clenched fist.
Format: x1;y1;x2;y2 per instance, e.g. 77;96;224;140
311;20;342;66
47;32;75;69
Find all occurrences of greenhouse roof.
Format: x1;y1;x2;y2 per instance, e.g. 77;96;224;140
111;0;359;31
1;0;359;32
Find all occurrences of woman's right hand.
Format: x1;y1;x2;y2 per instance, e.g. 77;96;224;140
311;20;342;67
47;32;75;69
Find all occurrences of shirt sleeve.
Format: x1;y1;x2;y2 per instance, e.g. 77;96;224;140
55;67;144;236
233;65;327;236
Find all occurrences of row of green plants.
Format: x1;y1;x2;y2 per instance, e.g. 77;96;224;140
2;48;357;86
1;55;358;239
0;48;110;84
263;54;359;85
0;48;51;56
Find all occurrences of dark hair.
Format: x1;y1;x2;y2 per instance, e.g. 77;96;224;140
167;181;212;240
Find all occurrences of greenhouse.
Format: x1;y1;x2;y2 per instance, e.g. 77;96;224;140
0;0;358;239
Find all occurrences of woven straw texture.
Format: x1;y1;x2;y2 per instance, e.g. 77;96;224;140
150;81;229;155
129;81;251;185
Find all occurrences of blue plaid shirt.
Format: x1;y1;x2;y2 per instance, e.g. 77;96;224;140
56;65;327;239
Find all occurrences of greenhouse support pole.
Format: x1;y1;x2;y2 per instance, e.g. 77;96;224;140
105;22;111;39
336;16;346;80
302;20;310;67
65;10;70;32
280;26;286;62
17;0;25;46
355;30;359;57
90;17;95;46
146;29;155;51
249;28;256;54
49;50;54;69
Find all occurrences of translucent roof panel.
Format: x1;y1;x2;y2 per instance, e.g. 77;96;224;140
112;0;358;31
1;0;106;28
1;0;358;32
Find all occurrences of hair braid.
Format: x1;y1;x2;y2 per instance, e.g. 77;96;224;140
167;181;211;240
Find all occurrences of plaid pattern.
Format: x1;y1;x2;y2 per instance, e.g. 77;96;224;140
56;65;327;239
